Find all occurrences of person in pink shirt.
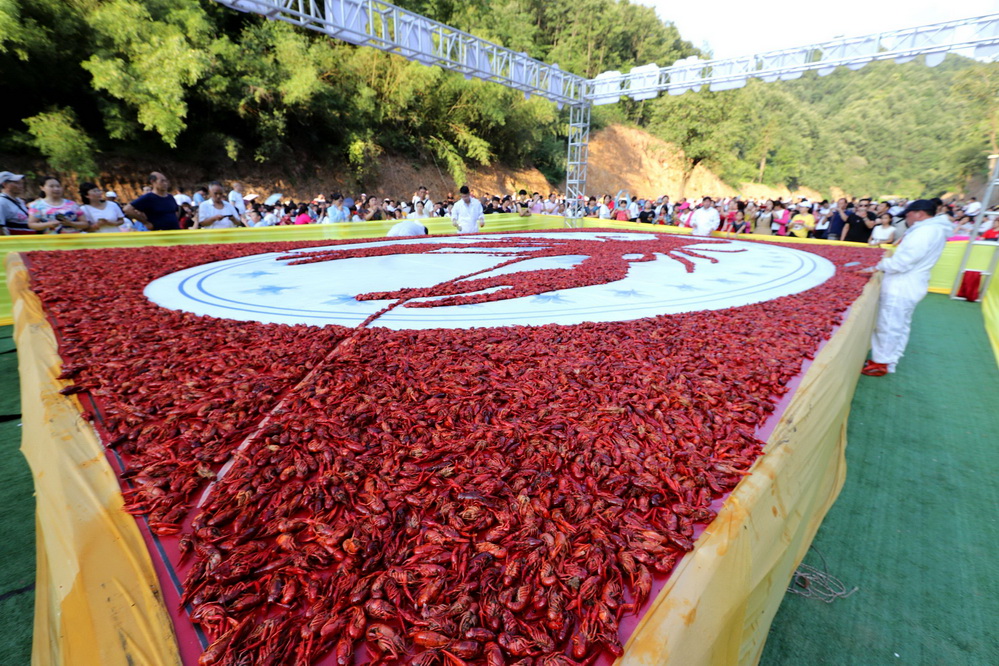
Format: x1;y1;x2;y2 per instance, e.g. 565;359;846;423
772;202;791;236
676;203;693;228
528;192;544;215
293;204;312;225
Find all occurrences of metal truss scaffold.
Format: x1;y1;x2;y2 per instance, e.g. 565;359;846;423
214;0;584;107
564;104;591;228
950;156;999;301
587;14;999;102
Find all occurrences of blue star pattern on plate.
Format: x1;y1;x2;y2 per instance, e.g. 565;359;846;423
236;270;276;278
531;293;572;304
322;294;365;306
612;289;646;298
713;278;738;284
666;284;701;292
244;285;295;295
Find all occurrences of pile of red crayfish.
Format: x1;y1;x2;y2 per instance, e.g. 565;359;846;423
24;231;879;665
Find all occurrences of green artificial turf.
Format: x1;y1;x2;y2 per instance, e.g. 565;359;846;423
0;349;20;417
761;294;999;665
0;402;33;664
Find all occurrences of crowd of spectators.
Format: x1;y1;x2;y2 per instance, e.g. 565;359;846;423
584;193;999;243
2;169;996;242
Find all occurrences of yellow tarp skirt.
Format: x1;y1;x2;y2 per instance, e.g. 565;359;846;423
8;231;880;665
927;240;997;294
8;254;181;666
982;260;999;367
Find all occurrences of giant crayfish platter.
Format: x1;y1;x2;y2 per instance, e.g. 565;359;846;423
25;230;878;665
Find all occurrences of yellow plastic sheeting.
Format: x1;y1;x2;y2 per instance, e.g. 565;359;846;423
0;215;563;325
7;254;181;666
623;277;880;665
10;234;879;665
927;241;997;294
983;266;999;367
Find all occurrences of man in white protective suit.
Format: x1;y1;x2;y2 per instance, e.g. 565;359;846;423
860;199;952;376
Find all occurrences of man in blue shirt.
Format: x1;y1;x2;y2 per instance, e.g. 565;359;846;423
125;172;180;231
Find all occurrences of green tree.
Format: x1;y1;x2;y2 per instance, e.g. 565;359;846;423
950;62;999;180
82;0;213;146
645;89;740;196
23;107;98;177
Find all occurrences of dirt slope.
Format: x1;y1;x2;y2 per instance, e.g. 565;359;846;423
585;125;823;202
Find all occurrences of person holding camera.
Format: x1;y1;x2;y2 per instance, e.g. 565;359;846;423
364;197;388;221
27;176;89;234
195;182;243;229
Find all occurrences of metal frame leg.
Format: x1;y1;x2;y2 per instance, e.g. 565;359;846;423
563;104;591;228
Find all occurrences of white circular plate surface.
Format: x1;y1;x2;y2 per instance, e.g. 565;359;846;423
144;232;835;330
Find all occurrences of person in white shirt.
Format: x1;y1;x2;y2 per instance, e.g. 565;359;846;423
78;182;126;232
541;193;559;215
689;197;721;236
227;181;246;221
953;215;975;235
627;197;640;221
964;197;982;217
412;186;432;211
869;213;897;245
260;207;279;226
173;188;193;207
408;202;427;219
387;218;428;237
244;209;264;227
197;182;242;229
451;185;485;233
655;196;672;223
597;197;612;219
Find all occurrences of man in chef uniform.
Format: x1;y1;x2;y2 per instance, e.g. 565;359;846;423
860;199;952;376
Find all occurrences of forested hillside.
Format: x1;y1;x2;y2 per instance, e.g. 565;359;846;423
1;0;996;198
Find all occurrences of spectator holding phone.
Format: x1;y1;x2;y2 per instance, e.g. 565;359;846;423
196;181;242;229
28;176;89;234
